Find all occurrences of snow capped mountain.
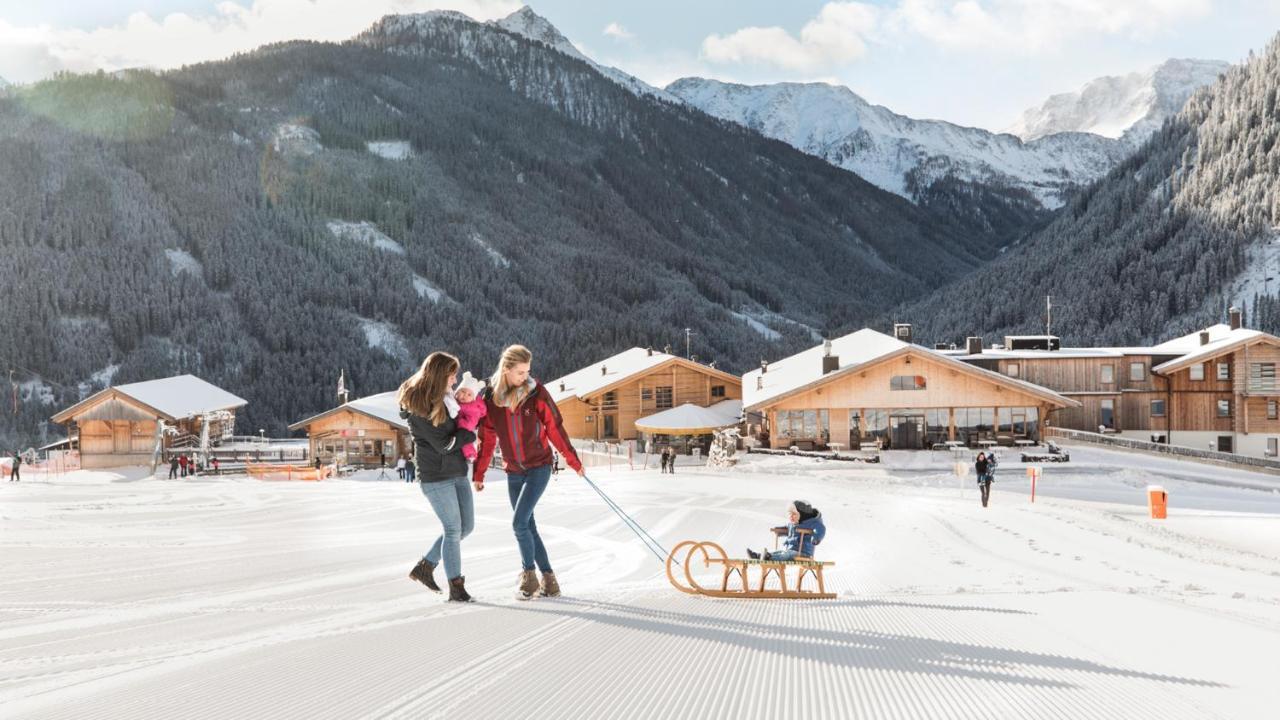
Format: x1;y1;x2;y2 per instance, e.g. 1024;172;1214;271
488;7;678;104
1006;59;1230;143
667;78;1125;209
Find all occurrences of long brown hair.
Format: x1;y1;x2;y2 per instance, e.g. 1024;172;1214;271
489;344;533;407
398;351;459;426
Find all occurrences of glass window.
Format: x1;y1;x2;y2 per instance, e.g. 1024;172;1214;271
1189;363;1204;381
1130;362;1146;382
641;388;652;401
1217;399;1231;417
1269;400;1278;420
1007;363;1020;378
1150;399;1165;417
864;410;889;444
1100;399;1114;429
1218;436;1233;453
1217;363;1230;381
1101;364;1114;384
1250;363;1277;392
602;391;617;406
655;386;673;409
997;408;1013;433
711;385;726;398
1269;438;1278;457
890;375;927;391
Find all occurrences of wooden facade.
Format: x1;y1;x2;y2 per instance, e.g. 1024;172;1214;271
968;334;1280;456
556;359;742;442
294;409;409;467
753;350;1074;450
51;387;241;469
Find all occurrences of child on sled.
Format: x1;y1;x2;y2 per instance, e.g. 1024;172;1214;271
747;500;826;561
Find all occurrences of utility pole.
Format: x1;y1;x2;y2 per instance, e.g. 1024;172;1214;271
1045;295;1053;338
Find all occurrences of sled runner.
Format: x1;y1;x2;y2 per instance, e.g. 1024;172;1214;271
666;529;835;599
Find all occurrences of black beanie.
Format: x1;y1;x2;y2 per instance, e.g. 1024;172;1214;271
793;500;818;521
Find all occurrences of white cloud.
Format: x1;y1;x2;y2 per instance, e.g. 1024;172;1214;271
699;0;1216;73
0;0;523;84
701;2;879;72
603;21;633;40
888;0;1213;53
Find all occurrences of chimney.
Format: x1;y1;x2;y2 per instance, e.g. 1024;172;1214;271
760;360;768;374
663;344;672;354
1229;306;1243;330
894;323;913;344
708;361;716;369
966;336;983;355
1200;331;1211;346
601;365;607;376
646;347;653;356
821;340;839;374
933;342;950;350
559;381;566;392
691;355;698;363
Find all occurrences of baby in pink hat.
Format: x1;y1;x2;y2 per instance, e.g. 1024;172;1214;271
449;371;488;462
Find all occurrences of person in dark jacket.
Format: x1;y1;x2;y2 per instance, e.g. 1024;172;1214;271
10;451;20;482
975;452;994;507
169;455;180;480
747;501;826;561
475;344;584;600
401;351;477;603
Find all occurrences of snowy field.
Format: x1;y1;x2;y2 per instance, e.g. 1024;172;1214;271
3;443;1280;719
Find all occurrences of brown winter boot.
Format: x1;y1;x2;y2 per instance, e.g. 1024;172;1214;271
518;570;540;600
448;576;473;603
409;558;441;593
540;571;561;598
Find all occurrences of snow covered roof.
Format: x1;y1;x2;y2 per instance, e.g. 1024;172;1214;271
634;400;743;434
744;328;1077;411
288;391;407;431
944;348;1125;360
53;374;247;423
547;348;738;404
1148;324;1236;354
1153;329;1269;374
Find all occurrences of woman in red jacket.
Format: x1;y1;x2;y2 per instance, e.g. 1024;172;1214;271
475;344;583;600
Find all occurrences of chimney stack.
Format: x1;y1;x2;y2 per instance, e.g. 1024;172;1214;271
1199;331;1211;346
1229;306;1243;330
894;323;913;345
760;360;768;374
559;381;566;392
933;342;950;350
966;336;983;355
601;365;607;376
646;347;653;356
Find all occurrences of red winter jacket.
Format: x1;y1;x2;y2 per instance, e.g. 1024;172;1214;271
475;379;582;484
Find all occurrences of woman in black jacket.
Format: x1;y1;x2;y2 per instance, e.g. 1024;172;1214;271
974;452;993;508
400;351;477;602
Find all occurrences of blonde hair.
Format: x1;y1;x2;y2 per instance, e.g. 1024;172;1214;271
490;344;533;407
398;351;460;426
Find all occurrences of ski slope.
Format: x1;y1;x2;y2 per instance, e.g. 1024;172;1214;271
2;444;1279;719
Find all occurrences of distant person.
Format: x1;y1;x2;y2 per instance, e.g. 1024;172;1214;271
396;455;407;481
211;457;220;474
404;448;416;483
169;455;180;480
9;451;20;482
746;501;825;561
178;454;189;478
660;446;672;474
975;452;995;508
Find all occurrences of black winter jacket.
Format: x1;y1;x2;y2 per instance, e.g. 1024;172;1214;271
401;407;475;482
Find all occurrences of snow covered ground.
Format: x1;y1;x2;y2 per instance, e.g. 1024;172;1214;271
3;443;1279;719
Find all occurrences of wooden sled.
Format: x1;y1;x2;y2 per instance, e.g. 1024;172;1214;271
666;531;835;600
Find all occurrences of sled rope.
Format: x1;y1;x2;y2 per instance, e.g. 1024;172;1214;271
581;474;669;564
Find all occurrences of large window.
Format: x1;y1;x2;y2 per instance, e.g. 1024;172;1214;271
1130;362;1146;382
925;409;950;445
1150;399;1166;417
1189;363;1204;381
863;410;889;445
955;407;994;444
1217;399;1232;418
775;410;829;441
655;386;673;409
890;375;927;391
1101;364;1114;384
1100;399;1115;429
711;385;726;398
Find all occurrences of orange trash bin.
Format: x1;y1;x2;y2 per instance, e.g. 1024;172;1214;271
1147;485;1167;519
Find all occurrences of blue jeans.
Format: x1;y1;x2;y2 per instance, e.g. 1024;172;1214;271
507;464;553;573
765;549;798;561
420;475;473;580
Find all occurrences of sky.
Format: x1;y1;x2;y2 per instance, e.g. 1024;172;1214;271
2;0;1279;131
